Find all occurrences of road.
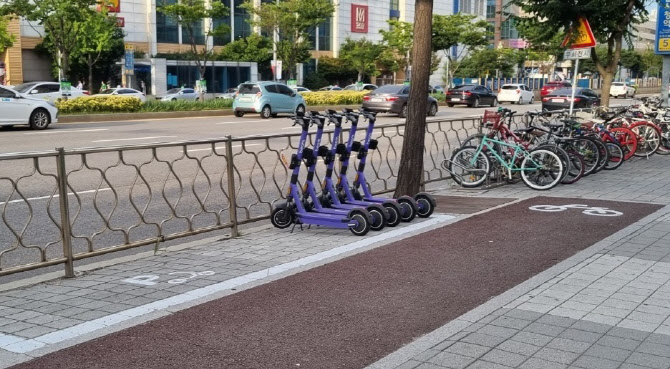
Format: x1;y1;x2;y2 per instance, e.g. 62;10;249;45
0;99;638;282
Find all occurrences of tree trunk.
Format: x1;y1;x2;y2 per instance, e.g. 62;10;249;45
88;54;94;95
393;0;433;198
358;71;363;82
600;70;614;107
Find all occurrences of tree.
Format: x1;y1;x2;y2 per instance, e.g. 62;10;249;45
219;33;273;74
432;13;489;88
72;9;123;92
242;0;334;79
1;0;98;79
508;0;648;107
0;16;15;53
339;38;383;82
316;56;357;85
159;0;228;99
515;20;565;79
619;49;644;78
642;48;662;77
379;20;414;80
455;48;516;77
394;0;433;197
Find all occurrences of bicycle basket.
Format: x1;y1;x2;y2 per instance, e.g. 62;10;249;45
482;110;502;129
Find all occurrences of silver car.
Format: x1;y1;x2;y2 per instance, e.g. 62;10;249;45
157;88;199;101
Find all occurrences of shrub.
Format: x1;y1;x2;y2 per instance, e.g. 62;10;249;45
431;93;446;102
301;91;369;106
140;99;233;112
55;96;144;114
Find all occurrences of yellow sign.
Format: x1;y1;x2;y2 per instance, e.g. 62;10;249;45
561;17;597;49
125;44;135;52
659;38;670;52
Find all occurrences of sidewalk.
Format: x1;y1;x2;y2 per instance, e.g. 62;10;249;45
0;156;669;368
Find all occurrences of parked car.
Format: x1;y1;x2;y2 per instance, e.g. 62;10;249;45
233;81;306;119
157;87;199;101
295;86;311;93
92;88;146;102
13;81;88;103
540;81;572;97
445;84;497;108
361;84;438;118
541;88;600;112
497;83;535;104
216;88;238;100
343;83;378;91
318;85;342;91
609;82;635;98
430;85;445;94
0;85;58;130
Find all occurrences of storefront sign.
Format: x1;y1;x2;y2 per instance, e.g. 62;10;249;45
351;4;368;33
508;39;527;49
124;44;135;75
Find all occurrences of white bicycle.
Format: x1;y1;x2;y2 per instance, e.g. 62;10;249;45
529;204;623;217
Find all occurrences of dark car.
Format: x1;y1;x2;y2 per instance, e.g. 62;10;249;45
540;81;572;97
361;84;438;118
445;84;497;108
541;88;600;112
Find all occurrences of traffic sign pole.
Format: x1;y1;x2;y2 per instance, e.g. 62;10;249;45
656;1;670;103
569;58;579;115
663;57;670;104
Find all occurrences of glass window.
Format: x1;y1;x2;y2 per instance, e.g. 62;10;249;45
375;85;404;94
401;87;410;94
486;0;496;18
239;84;260;94
501;19;519;39
318;17;331;51
487;22;495;40
0;87;15;98
12;83;37;93
277;85;293;95
233;0;251;40
156;0;179;44
183;89;195;93
264;84;279;93
390;0;399;10
34;84;56;94
183;21;205;45
213;0;232;46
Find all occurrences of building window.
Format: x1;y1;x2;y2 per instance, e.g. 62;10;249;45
486;0;496;19
501;19;518;39
318;17;331;51
233;0;251;40
213;0;232;46
459;0;471;14
183;20;205;45
156;0;179;44
487;21;495;40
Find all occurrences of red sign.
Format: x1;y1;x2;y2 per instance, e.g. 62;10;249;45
116;17;125;27
351;4;368;33
98;0;120;13
561;17;597;49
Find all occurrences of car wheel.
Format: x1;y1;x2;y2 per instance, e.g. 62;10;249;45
172;98;177;101
30;108;50;130
427;103;438;116
491;98;497;107
398;104;408;118
261;105;272;119
296;104;305;115
530;96;535;104
447;103;454;107
234;111;245;117
195;97;200;101
271;113;278;118
518;97;523;105
473;98;480;108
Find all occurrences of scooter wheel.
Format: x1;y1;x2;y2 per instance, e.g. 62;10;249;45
319;194;332;207
352;189;363;200
348;209;371;236
366;204;387;231
271;205;293;229
414;192;436;218
397;196;418;222
382;201;402;227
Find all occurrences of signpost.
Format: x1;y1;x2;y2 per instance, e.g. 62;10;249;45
561;17;597;115
655;1;670;103
124;44;135;89
287;79;297;90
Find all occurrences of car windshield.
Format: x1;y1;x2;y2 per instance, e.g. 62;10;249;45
344;85;356;90
451;85;474;91
549;88;578;96
612;83;624;86
98;89;116;94
374;85;404;94
166;88;181;94
502;85;520;90
238;84;260;94
13;83;38;93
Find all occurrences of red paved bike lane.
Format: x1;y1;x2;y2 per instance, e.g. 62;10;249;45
12;197;661;369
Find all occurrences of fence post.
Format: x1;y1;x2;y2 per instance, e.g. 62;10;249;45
225;136;239;238
56;148;75;278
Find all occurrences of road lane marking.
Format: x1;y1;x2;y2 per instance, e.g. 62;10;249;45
24;128;109;135
179;143;262;153
0;214;454;354
0;188;112;206
216;120;267;125
92;136;177;143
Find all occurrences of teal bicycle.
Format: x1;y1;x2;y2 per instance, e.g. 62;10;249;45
443;136;564;190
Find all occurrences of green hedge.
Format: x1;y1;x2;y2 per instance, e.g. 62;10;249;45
56;96;233;114
300;91;369;106
141;99;233;112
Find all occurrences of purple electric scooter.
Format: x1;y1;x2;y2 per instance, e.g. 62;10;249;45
348;108;436;220
270;113;372;236
317;109;402;227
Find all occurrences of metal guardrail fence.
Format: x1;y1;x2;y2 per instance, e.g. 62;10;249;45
0;115;533;277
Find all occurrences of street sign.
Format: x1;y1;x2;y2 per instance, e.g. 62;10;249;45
60;81;71;97
656;1;670;54
563;48;591;60
561;17;597;49
287;79;297;89
124;44;135;75
276;60;282;80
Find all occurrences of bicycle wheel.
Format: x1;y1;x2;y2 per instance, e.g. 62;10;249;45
656;122;670;155
536;143;570;183
609;127;637;161
592;138;609;173
446;146;491;188
560;149;585;184
630;122;660;157
603;142;624;170
573;138;600;176
520;149;564;190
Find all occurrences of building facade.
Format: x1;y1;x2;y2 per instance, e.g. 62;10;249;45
2;0;496;92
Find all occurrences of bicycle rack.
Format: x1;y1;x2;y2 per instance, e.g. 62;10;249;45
441;159;507;190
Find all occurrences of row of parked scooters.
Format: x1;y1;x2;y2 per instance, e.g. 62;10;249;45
271;108;436;236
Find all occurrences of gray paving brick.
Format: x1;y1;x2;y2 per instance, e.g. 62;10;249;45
646;333;670;346
6;310;42;321
479;348;527;367
432;340;456;351
476;325;518;339
533;347;581;365
0;321;36;334
619;363;658;369
518;357;567;369
395;360;422;369
511;331;554;347
559;328;603;344
413;349;441;362
569;320;612;334
625;352;670;369
585;344;632;362
13;325;57;339
428;352;476;369
461;333;507;348
445;342;490;358
636;342;670;358
503;309;544;321
524;322;566;337
416;363;447;369
465;360;513;369
490;316;532;330
496;340;541;357
546;338;592;354
572;355;623;369
607;327;651;341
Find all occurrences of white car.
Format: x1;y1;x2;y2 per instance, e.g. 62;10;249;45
343;83;377;91
610;82;635;98
0;85;58;130
93;88;146;102
13;81;88;103
497;84;535;104
156;87;199;101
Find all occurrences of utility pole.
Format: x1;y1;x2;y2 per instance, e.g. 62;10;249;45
657;1;670;103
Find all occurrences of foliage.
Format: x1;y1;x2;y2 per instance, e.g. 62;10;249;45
56;96;144;113
508;0;648;106
339;38;383;82
456;48;516;78
242;0;335;79
619;49;644;78
0;16;15;53
218;34;272;64
300;91;369;106
0;0;99;77
302;72;329;90
140;98;233;112
431;13;490;85
641;48;662;77
430;93;446;102
316;56;357;85
379;20;414;73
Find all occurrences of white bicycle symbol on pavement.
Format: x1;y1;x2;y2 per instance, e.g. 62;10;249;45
529;204;623;217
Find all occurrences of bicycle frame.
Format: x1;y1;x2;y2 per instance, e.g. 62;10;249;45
472;136;544;178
